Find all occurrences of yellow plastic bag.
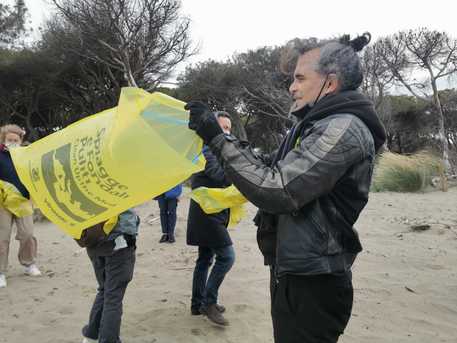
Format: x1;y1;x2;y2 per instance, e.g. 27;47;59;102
227;205;246;227
11;87;203;238
190;185;248;227
103;216;119;235
0;180;33;218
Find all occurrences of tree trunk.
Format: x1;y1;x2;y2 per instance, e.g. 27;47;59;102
24;112;39;142
431;79;452;174
397;132;403;154
126;68;138;87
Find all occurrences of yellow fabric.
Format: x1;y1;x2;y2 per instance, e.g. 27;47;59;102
190;185;248;227
10;87;204;239
0;180;33;218
227;205;247;228
103;216;119;235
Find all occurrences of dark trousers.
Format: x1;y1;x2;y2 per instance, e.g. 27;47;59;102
157;197;178;235
191;245;235;310
82;245;136;343
271;269;353;343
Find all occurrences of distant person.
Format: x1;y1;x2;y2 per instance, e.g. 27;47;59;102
155;183;182;243
78;209;140;343
187;111;235;326
0;124;41;289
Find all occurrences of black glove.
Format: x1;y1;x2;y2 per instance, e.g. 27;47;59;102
185;101;223;144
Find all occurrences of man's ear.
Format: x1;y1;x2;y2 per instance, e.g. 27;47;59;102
325;73;340;94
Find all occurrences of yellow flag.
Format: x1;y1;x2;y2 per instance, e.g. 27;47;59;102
11;88;203;238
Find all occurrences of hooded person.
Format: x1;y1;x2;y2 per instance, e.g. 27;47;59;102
185;33;386;343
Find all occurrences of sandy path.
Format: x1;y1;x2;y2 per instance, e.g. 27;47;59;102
1;188;456;342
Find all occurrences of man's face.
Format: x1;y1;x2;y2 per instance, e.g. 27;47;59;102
217;116;231;134
289;48;327;112
4;132;22;146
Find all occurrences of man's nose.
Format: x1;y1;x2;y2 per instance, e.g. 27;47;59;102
289;81;297;95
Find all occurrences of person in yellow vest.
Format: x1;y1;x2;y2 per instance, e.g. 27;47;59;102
0;124;41;288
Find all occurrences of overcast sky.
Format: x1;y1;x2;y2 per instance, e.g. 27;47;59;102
20;0;457;82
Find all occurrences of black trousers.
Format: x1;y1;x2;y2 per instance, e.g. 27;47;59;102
82;244;136;343
271;269;353;343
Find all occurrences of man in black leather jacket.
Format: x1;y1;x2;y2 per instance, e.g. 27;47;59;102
185;33;386;343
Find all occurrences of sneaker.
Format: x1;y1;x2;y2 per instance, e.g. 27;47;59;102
159;234;169;243
167;234;176;243
200;304;229;326
82;337;97;343
0;274;6;288
215;304;226;313
24;264;42;276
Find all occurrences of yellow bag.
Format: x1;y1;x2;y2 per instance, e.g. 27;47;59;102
103;216;119;235
0;180;33;218
11;87;203;238
190;185;248;227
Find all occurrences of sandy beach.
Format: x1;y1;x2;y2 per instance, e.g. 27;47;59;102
1;187;456;343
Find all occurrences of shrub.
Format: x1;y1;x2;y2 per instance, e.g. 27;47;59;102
371;151;441;192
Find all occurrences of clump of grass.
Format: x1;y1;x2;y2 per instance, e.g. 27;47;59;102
372;151;441;193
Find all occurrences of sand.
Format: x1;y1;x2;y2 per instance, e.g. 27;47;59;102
1;187;456;343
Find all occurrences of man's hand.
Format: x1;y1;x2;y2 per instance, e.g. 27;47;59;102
185;101;223;144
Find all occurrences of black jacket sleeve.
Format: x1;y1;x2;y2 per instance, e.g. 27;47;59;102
202;146;230;186
209;114;374;214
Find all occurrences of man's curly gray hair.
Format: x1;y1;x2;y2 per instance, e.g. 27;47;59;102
281;33;371;91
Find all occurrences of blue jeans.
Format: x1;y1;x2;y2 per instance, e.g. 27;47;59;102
157;197;178;235
191;245;235;310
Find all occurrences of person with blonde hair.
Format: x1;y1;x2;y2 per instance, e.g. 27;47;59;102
0;124;41;288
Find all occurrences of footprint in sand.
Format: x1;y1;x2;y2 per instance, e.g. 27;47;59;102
234;304;248;313
58;306;74;315
191;328;206;336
